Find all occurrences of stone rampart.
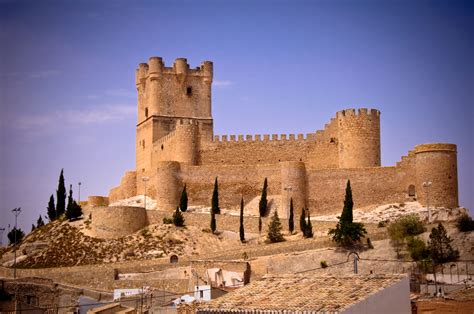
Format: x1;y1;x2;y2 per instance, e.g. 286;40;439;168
91;206;147;238
109;171;137;203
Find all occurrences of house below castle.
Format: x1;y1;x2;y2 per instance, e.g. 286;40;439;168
109;56;459;217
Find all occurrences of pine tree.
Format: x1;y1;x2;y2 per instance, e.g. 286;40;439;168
428;223;459;264
267;211;285;243
56;169;66;217
300;207;307;234
328;180;367;247
180;185;188;212
210;209;216;233
288;198;294;234
259;178;268;217
47;194;56;221
239;197;245;243
304;210;313;238
37;215;45;227
173;207;185;227
211;177;220;214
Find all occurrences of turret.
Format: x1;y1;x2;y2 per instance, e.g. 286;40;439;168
415;143;458;208
156;161;182;211
280;161;306;219
174;58;189;76
337;108;381;168
174;119;199;165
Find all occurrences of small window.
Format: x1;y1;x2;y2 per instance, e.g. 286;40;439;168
408;185;416;197
186;86;192;96
145;107;149;118
161;144;164;150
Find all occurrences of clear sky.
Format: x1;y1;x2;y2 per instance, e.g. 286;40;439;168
1;0;473;240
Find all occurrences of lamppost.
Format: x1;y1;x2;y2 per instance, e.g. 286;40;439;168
283;187;292;219
11;207;21;279
142;177;150;209
78;182;82;204
0;227;5;247
423;181;432;223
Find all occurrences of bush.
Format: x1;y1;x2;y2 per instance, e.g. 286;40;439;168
163;217;173;224
456;213;474;232
377;221;387;228
173;207;185;227
7;228;25;245
320;260;328;268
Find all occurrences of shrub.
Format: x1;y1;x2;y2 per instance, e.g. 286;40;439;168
7;228;25;245
456;213;474;232
377;221;386;228
320;260;328;268
163;217;173;224
407;237;430;261
173;207;185;227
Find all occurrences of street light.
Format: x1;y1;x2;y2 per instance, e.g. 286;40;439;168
78;182;82;204
0;227;5;247
283;187;293;219
142;177;150;209
11;207;21;279
422;181;432;223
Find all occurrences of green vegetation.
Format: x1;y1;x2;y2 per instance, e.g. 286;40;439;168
328;180;367;247
56;169;66;217
173;207;185;227
65;184;83;221
36;215;45;228
288;198;294;234
320;260;328;268
180;184;188;212
428;223;459;264
259;178;268;217
239;197;245;243
267;211;285;243
406;237;430;261
387;215;426;258
47;194;56;222
211;177;220;214
163;217;173;224
7;228;25;245
456;213;474;232
210;209;216;233
303;210;313;238
299;207;306;234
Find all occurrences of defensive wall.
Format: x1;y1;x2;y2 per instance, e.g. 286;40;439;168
109;56;459;218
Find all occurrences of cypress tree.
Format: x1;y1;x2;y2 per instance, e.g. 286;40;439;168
258;215;262;234
210;209;216;233
305;210;313;238
47;194;56;221
180;185;188;212
211;177;220;214
71;201;83;220
340;180;353;224
65;184;74;220
37;215;45;227
239;197;245;243
173;207;185;227
259;178;268;217
288;198;294;234
300;207;307;234
267;211;285;243
56;169;66;217
31;224;36;232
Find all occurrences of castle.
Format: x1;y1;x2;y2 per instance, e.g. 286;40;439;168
109;56;459;218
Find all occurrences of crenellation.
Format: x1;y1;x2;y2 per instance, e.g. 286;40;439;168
272;134;278;141
263;134;270;141
281;134;287;140
246;135;252;141
297;134;304;140
230;135;236;141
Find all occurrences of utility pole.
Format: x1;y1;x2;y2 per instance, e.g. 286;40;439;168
12;207;21;279
423;181;432;223
78;182;82;204
0;227;5;247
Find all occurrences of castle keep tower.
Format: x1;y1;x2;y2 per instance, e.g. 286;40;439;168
135;57;213;192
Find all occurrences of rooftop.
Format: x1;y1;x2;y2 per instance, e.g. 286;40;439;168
196;274;407;313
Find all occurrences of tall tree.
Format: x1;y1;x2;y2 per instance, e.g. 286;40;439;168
66;200;83;221
210;209;217;233
259;178;268;217
47;194;56;221
239;197;245;243
7;228;25;245
258;215;262;234
31;224;36;232
328;180;367;247
304;210;313;238
211;177;220;214
36;215;45;227
428;223;459;264
173;207;185;227
65;184;73;217
180;185;188;212
300;207;306;234
267;211;284;243
56;169;66;217
288;198;294;234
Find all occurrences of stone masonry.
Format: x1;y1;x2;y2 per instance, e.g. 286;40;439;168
109;56;459;218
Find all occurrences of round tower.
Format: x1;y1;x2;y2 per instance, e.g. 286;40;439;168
415;143;458;208
174;119;199;165
174;58;188;75
337;108;381;168
280;161;306;219
146;57;164;116
156;161;182;211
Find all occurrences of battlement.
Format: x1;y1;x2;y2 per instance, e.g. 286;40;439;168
136;57;213;85
212;132;318;144
336;108;380;118
415;143;457;153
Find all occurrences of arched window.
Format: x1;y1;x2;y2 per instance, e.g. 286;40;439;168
408;185;416;197
170;254;178;264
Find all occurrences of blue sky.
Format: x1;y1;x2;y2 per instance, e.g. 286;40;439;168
1;0;473;238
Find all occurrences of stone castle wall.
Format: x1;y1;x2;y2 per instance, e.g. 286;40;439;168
91;206;147;238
